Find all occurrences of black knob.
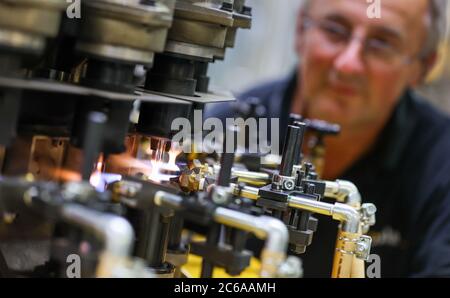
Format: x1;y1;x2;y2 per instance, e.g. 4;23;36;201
279;124;306;176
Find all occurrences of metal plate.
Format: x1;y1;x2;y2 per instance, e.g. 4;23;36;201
164;40;217;61
85;0;173;27
233;12;252;29
138;87;236;104
136;89;191;104
0;76;189;105
76;42;155;65
174;1;233;27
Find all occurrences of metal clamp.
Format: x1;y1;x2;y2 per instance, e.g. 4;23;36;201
272;174;296;191
355;235;372;261
336;235;372;261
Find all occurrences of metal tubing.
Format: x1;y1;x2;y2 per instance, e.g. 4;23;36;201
288;195;360;233
229;183;360;232
324;180;361;207
155;191;289;278
230;183;259;201
214;207;288;278
61;204;134;258
81;112;107;181
232;169;270;181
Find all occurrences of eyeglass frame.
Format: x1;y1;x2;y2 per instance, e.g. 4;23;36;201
300;15;429;67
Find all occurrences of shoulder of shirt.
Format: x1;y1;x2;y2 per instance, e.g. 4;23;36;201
205;75;293;120
405;91;450;183
409;91;450;127
237;76;293;103
407;91;450;144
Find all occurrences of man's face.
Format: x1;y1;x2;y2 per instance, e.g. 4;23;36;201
297;0;430;130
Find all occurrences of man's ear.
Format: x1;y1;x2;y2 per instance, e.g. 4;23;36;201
410;52;438;87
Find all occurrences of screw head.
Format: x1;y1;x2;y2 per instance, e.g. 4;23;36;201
283;179;295;190
356;241;368;252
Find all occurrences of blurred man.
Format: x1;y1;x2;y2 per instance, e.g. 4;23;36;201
206;0;450;277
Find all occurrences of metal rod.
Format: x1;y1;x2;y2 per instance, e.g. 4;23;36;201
200;223;221;278
145;209;173;268
217;153;234;187
214;207;288;278
287;195;360;233
82;112;107;181
61;204;134;258
214;166;270;182
155;191;289;278
232;169;270;181
230;183;361;232
230;183;259;201
168;216;185;250
279;124;305;176
324;180;361;207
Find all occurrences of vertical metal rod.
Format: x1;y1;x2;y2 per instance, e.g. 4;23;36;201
82;112;107;181
200;223;221;278
279;124;306;177
217;126;237;187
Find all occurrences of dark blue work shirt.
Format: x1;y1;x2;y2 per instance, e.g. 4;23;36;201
205;73;450;277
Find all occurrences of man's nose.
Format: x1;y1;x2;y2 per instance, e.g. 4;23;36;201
333;39;365;75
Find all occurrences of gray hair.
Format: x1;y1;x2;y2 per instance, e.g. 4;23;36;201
300;0;448;59
424;0;448;57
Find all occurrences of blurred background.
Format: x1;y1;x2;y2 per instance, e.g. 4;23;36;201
209;0;450;114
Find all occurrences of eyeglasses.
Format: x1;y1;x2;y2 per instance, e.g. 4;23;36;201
302;16;423;67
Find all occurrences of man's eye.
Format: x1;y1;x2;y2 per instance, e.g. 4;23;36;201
366;38;396;54
320;23;349;41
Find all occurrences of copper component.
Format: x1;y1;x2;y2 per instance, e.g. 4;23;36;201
178;160;210;192
1;136;70;181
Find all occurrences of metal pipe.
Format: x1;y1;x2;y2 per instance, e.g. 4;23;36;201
154;191;183;209
324;180;361;207
61;204;134;258
214;207;288;278
288;195;360;233
230;183;259;201
324;180;372;278
200;223;221;278
332;229;361;278
217;126;236;187
155;191;289;278
145;208;173;268
230;183;360;232
82;112;107;181
214;165;270;182
232;169;270;181
217;154;234;187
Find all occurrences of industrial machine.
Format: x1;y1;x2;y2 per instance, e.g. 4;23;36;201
0;0;376;278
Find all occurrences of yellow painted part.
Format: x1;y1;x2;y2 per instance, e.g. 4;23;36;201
237;177;268;187
182;254;261;278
